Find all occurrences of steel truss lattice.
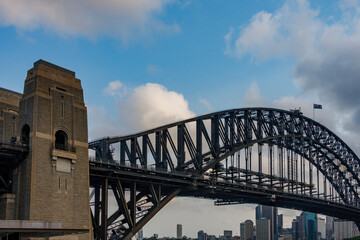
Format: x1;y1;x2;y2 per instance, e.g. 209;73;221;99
89;108;360;239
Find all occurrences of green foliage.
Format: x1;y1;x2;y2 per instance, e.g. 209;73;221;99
343;236;360;240
143;237;157;240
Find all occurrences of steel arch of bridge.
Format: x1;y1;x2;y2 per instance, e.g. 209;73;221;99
89;108;360;239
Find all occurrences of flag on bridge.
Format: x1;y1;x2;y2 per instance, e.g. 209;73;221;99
313;104;322;109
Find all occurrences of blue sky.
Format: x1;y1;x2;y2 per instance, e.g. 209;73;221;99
0;1;298;114
1;0;360;237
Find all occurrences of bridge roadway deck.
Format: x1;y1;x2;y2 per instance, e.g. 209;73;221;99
0;143;28;165
89;161;360;223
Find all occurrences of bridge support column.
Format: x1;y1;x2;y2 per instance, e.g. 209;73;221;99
123;189;181;240
356;222;360;233
0;193;15;220
101;178;108;240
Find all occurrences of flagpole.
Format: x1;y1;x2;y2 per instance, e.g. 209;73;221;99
313;107;315;120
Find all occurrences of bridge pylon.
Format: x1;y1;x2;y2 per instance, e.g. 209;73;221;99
11;60;91;239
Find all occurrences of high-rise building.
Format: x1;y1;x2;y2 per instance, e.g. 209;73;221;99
208;235;216;240
292;219;298;240
224;230;233;240
177;224;182;239
333;220;354;240
241;220;254;240
241;222;245;240
198;230;208;240
256;205;278;240
245;220;254;240
301;212;317;240
326;216;334;240
257;218;271;240
317;218;326;240
256;205;262;220
292;215;306;240
278;214;283;233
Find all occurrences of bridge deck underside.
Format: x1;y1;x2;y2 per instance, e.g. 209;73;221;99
90;161;360;226
0;143;28;165
0;143;28;193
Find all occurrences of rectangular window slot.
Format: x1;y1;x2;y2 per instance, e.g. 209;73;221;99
12;121;15;135
56;87;67;92
61;101;64;118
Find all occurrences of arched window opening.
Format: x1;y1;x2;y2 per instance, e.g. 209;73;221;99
55;130;68;151
21;124;30;145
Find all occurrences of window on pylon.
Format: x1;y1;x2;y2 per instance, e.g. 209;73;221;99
55;130;68;151
21;124;30;145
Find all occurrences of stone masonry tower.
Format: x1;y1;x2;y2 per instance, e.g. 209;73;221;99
15;60;90;237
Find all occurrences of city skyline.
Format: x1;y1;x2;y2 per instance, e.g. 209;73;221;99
143;210;357;239
1;0;360;237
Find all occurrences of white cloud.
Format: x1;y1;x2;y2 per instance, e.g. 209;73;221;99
0;0;179;41
88;106;121;140
92;81;195;137
243;82;266;107
235;11;284;60
340;0;360;12
226;0;360;153
147;64;161;75
103;80;124;97
119;83;195;132
224;27;234;56
199;98;213;112
226;0;321;61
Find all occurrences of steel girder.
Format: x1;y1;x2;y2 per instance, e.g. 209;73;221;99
0;142;29;193
89;160;360;238
89;108;360;237
90;165;181;240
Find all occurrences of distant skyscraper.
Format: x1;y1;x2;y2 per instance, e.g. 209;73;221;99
198;230;208;240
317;217;326;240
177;224;182;239
257;218;271;240
256;205;262;220
224;230;233;240
292;219;298;240
333;220;354;240
326;216;334;240
301;212;317;240
241;220;254;240
208;235;216;240
241;222;245;240
256;205;278;240
277;214;283;232
245;220;254;240
293;215;306;240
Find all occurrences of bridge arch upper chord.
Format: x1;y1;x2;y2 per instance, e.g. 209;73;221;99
89;108;360;239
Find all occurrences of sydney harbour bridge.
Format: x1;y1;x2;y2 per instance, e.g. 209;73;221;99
89;107;360;239
0;61;359;240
